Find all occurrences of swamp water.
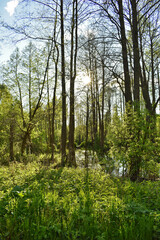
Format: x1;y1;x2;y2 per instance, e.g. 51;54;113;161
75;150;125;176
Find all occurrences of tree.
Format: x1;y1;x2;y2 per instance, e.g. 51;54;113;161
51;3;59;162
118;0;132;104
68;0;78;167
21;41;54;155
0;85;19;163
60;0;67;166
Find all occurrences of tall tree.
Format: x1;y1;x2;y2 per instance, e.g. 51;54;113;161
60;0;67;166
51;3;59;162
68;0;78;167
118;0;132;104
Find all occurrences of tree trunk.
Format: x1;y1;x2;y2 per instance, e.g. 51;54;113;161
69;0;78;167
51;6;59;163
129;0;141;181
150;35;155;106
28;43;32;154
101;59;105;151
21;125;31;155
60;0;67;166
47;65;52;153
157;63;160;112
9;120;14;162
85;89;89;168
51;44;59;163
130;0;140;107
139;31;153;113
118;0;132;104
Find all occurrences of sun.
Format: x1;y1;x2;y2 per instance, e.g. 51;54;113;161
82;75;91;85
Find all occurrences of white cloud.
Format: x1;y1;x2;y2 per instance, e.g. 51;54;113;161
5;0;19;16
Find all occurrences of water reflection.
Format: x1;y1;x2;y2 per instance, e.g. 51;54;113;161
75;150;127;177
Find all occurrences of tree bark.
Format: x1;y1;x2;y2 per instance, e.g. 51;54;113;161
9;120;14;162
149;26;156;106
139;30;153;113
130;0;140;107
101;59;105;150
118;0;132;104
51;5;59;163
85;89;89;168
51;44;59;163
68;0;78;167
60;0;67;166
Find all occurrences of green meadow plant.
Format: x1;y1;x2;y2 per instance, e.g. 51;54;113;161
0;162;160;239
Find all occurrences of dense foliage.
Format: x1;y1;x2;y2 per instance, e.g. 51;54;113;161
0;161;160;240
108;107;160;180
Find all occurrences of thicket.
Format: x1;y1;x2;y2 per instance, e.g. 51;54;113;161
107;107;160;180
0;161;160;240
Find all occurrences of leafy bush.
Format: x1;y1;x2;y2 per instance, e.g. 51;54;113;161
108;106;160;180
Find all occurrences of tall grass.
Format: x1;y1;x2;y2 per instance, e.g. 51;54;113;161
0;162;159;239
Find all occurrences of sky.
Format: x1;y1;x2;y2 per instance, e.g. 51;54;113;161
0;0;19;63
0;0;18;17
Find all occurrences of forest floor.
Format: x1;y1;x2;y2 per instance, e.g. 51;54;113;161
0;160;160;240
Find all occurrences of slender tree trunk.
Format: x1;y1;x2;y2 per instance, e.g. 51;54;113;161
50;6;59;163
118;0;132;104
51;45;59;162
139;31;152;113
91;76;96;144
47;66;52;152
157;63;160;112
21;125;31;155
60;0;67;166
85;89;89;168
16;62;26;128
128;0;141;181
28;43;32;154
69;0;78;167
9;119;14;162
101;59;105;151
88;43;96;145
29;44;32;123
150;37;155;105
95;59;102;141
130;0;140;107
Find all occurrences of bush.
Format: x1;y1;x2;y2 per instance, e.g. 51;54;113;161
107;106;160;180
142;160;160;180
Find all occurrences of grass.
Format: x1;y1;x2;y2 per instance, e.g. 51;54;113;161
0;161;160;239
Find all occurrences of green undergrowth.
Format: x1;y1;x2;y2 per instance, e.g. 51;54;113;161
0;161;160;239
